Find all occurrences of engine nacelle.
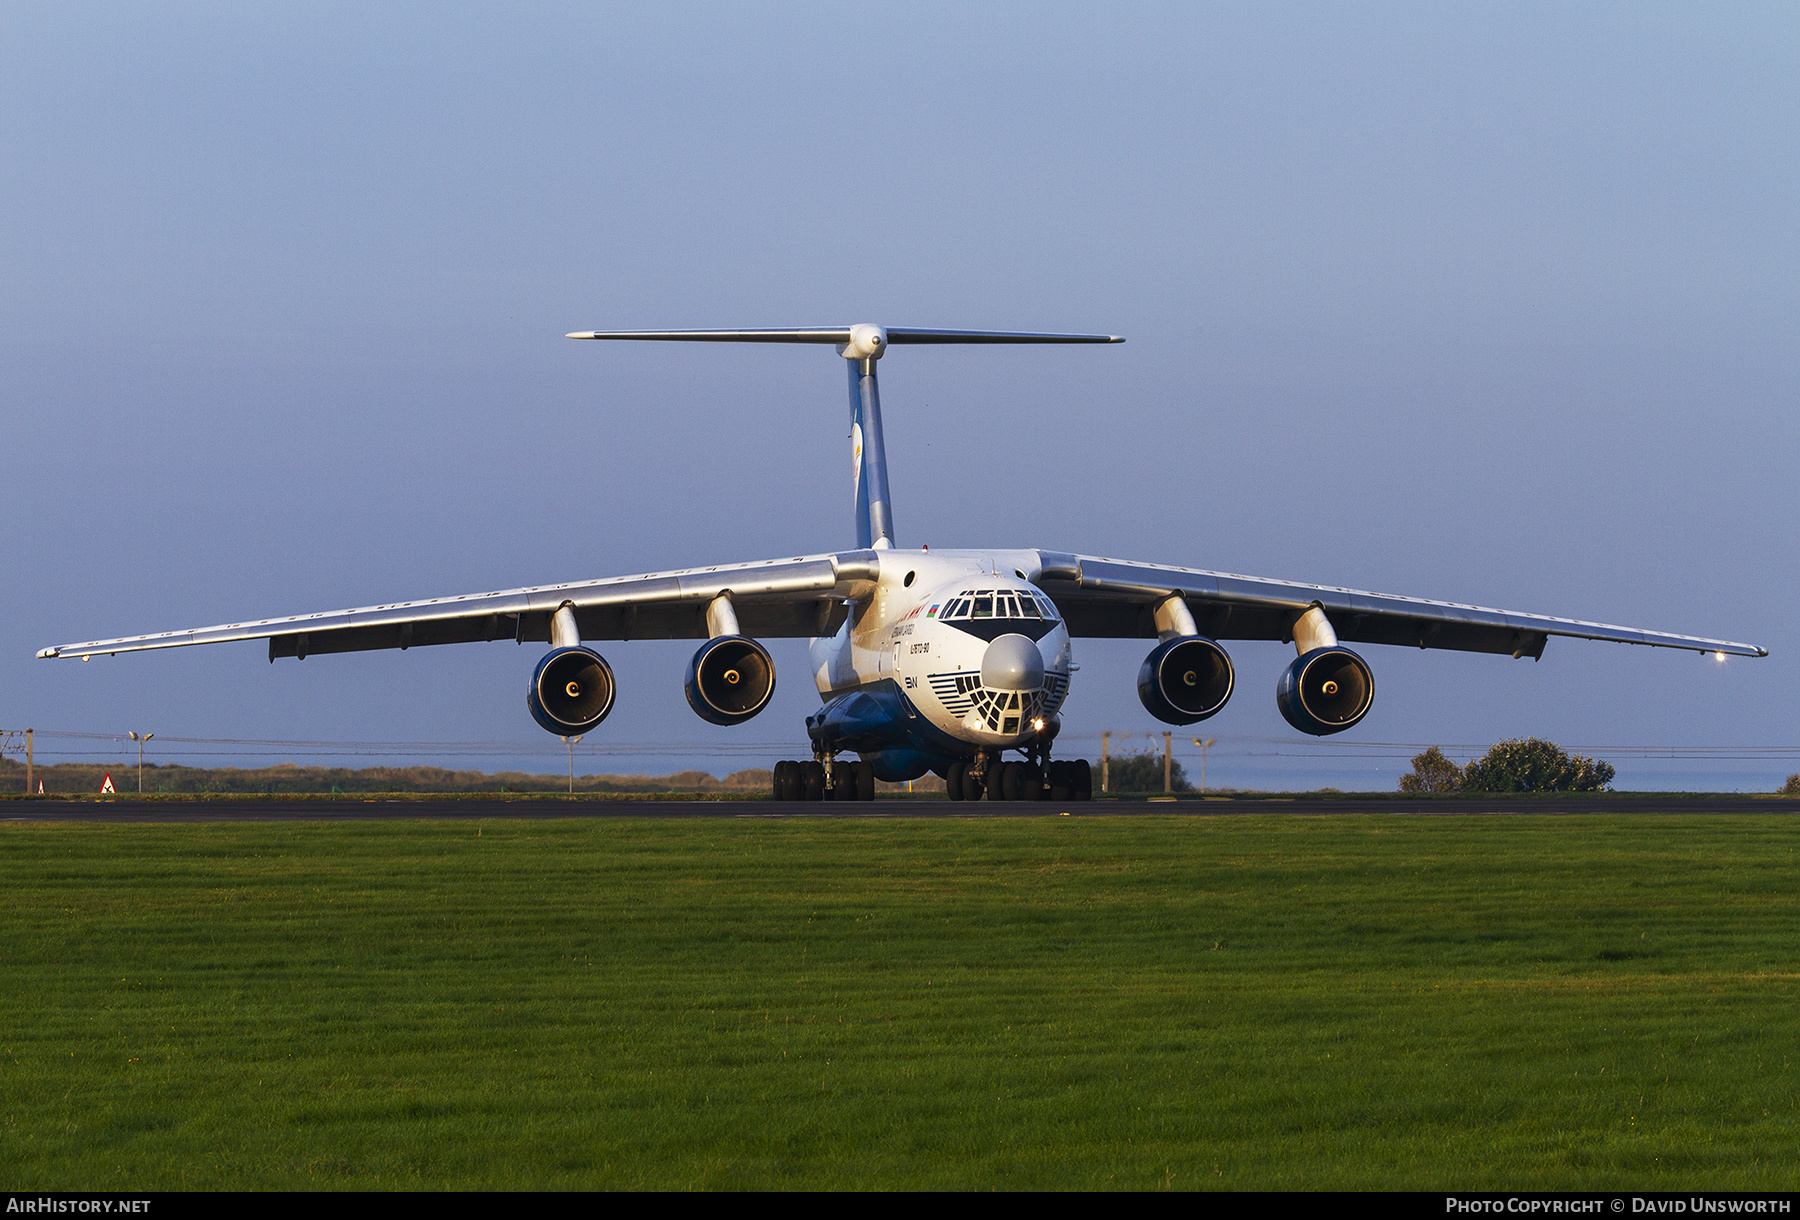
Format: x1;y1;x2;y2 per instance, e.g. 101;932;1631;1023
684;635;775;725
1137;635;1235;725
527;646;616;735
1277;646;1374;736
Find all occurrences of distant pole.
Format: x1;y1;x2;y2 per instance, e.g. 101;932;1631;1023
129;732;153;794
1163;732;1172;794
1193;738;1216;794
24;729;31;798
1101;731;1110;793
563;735;583;797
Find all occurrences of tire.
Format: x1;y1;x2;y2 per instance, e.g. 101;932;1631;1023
803;761;825;801
1019;764;1044;802
992;763;1016;802
855;760;876;802
1047;760;1071;802
962;767;984;802
946;761;966;802
773;760;794;800
1071;759;1093;801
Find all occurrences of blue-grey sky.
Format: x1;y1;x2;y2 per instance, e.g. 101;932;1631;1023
4;3;1795;789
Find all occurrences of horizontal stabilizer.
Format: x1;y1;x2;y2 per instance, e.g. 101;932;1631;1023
565;326;1123;344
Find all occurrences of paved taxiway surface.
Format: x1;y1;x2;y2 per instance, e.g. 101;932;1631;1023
1;796;1792;822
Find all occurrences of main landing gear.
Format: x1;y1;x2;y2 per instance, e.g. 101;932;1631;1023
771;752;1095;802
945;753;1093;803
772;756;875;802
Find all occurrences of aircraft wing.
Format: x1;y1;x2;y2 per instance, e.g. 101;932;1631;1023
37;552;883;662
1029;552;1766;659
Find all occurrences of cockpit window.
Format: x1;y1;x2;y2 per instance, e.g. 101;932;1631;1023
935;587;1058;625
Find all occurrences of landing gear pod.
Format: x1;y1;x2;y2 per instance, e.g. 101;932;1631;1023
1277;646;1373;736
684;635;775;725
1137;636;1235;725
528;646;616;735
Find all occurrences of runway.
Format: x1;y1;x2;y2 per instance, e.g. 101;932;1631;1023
1;795;1793;822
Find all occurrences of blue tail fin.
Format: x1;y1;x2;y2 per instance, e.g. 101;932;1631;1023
847;357;895;550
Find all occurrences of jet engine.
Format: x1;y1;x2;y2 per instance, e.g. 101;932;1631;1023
684;635;776;725
528;646;616;735
1277;646;1374;736
1137;635;1235;725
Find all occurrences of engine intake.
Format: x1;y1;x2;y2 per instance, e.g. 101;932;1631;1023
685;635;775;725
528;646;616;735
1137;635;1234;725
1277;646;1373;736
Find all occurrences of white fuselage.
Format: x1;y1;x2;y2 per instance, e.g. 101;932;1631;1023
808;548;1073;752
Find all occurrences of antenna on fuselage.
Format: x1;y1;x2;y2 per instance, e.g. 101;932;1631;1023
564;325;1124;549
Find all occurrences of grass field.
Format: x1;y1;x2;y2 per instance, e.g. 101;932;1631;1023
3;814;1799;1190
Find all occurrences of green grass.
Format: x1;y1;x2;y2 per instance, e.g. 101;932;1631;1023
4;814;1799;1189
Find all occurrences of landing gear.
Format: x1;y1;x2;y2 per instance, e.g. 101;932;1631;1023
945;756;989;801
989;761;1042;801
949;753;1091;802
1046;759;1092;801
772;755;873;801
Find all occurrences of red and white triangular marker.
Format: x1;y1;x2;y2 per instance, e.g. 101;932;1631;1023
100;774;115;795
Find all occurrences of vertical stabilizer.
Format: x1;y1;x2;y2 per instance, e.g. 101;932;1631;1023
846;353;895;549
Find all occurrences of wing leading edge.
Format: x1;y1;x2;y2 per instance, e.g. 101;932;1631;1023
37;553;883;662
39;549;1763;663
1028;552;1765;659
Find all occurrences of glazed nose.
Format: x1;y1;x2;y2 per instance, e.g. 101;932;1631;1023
981;633;1045;692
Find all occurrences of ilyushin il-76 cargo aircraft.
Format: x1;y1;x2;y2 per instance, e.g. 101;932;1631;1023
41;325;1766;801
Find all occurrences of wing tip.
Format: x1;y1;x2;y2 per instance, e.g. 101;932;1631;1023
35;647;58;659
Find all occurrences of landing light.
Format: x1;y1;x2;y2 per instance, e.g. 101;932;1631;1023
1031;718;1045;732
1714;651;1728;664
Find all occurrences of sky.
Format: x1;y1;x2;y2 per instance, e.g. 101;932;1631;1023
3;3;1796;790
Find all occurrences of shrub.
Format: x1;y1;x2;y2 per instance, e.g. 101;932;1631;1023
1781;774;1800;795
1104;750;1191;792
1460;738;1614;793
1398;746;1463;793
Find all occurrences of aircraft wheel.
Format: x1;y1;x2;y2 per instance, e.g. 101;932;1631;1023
1071;759;1093;801
961;767;984;802
772;760;795;800
992;762;1018;802
1047;760;1072;802
946;760;966;802
855;760;876;802
802;761;825;801
1019;764;1044;802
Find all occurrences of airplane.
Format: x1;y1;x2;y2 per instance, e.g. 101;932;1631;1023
39;324;1766;802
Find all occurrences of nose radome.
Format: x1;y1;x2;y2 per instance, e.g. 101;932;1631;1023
981;633;1045;692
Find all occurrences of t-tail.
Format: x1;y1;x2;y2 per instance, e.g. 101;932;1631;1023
563;323;1124;547
842;326;895;548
